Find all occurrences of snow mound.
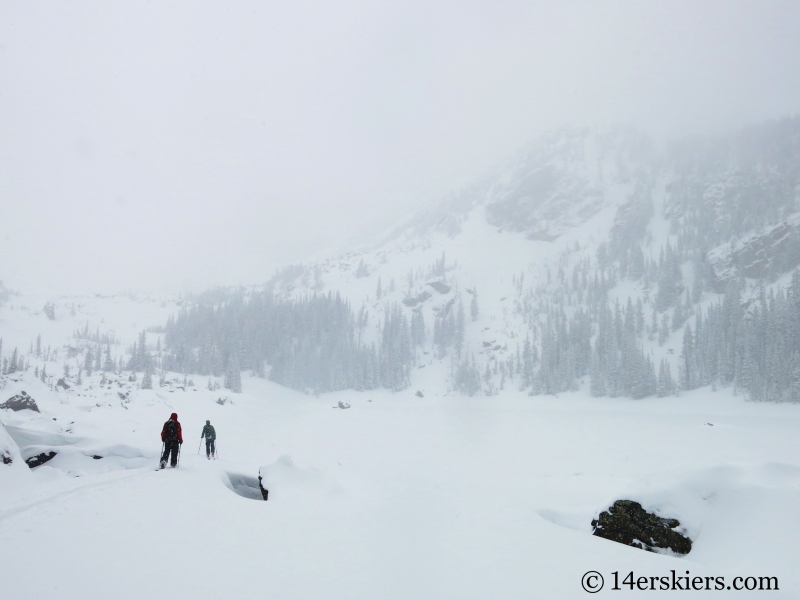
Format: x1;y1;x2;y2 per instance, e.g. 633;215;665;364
4;423;82;449
541;463;800;569
4;422;153;477
622;463;800;566
258;455;339;499
0;419;31;488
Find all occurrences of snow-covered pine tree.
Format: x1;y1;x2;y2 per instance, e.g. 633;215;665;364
454;302;465;356
84;348;93;376
103;345;114;372
141;365;152;389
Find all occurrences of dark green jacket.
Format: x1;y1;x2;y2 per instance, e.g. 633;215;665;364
201;424;216;440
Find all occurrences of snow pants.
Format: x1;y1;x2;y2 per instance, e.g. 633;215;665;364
205;438;216;457
161;440;180;467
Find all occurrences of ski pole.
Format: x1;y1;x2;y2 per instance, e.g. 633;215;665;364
177;444;181;467
198;439;201;455
160;442;164;466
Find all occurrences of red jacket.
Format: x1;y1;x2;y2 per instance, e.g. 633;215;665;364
161;413;183;443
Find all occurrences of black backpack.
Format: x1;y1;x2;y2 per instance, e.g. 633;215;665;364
164;419;178;442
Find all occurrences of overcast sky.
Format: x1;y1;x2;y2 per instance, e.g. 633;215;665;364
1;0;798;294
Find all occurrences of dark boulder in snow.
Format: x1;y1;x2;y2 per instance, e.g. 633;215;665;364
592;500;692;555
25;451;57;469
56;378;70;390
1;391;40;412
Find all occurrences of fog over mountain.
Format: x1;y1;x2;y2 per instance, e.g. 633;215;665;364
1;0;798;293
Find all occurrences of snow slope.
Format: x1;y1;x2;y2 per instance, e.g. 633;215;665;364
1;355;800;597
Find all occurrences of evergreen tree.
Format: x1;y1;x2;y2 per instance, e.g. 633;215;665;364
103;346;114;372
789;352;800;403
84;348;94;376
454;302;465;356
141;365;153;389
453;354;481;396
680;324;694;390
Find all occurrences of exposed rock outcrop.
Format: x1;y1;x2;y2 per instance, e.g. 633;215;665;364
402;290;432;307
43;302;56;320
706;215;800;289
592;500;692;555
426;281;451;294
1;392;40;412
25;451;57;469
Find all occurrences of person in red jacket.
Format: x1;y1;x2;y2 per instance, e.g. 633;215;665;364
160;412;183;469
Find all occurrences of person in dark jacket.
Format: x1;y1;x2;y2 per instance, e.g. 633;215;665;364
160;412;183;468
201;420;216;459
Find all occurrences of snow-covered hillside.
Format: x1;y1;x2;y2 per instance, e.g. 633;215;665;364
200;119;799;402
2;120;800;598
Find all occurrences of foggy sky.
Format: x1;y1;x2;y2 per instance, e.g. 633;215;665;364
1;0;798;294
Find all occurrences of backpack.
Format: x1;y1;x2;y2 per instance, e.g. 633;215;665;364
164;419;178;442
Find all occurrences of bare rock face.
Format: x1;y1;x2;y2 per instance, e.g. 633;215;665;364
426;281;451;294
402;290;432;307
484;159;606;242
592;500;692;555
1;391;40;412
706;217;800;290
43;302;56;320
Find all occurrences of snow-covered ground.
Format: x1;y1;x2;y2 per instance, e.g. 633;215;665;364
3;127;800;598
2;366;799;598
